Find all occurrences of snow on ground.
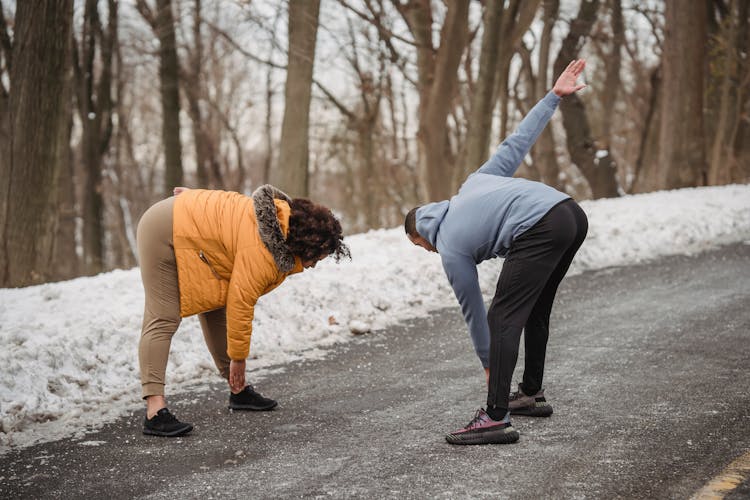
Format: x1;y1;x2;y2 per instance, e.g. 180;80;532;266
1;184;749;452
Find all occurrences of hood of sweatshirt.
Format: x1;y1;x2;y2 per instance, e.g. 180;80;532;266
415;201;450;247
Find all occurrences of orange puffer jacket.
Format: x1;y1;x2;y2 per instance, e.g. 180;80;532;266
172;186;303;360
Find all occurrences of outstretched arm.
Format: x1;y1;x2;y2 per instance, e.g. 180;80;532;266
477;59;587;178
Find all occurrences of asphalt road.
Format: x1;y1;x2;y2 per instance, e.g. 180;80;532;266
1;243;749;499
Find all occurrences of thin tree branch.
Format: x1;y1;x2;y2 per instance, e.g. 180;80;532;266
339;0;418;47
344;12;372;117
135;0;157;31
628;3;663;48
202;89;245;175
203;18;286;70
314;79;357;122
97;0;117;157
336;0;419;88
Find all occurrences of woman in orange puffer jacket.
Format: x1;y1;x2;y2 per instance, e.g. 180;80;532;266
136;185;349;437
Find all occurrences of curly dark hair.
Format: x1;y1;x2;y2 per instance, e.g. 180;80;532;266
287;198;351;263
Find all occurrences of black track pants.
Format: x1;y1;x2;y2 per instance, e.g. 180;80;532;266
486;199;588;412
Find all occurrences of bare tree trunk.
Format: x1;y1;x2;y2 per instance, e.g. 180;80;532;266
601;0;623;144
554;0;620;198
0;92;7;170
535;0;557;102
260;4;284;188
384;68;418;212
0;5;9;258
732;0;750;182
0;2;9;161
461;0;504;174
496;64;511;141
631;65;662;193
110;0;137;269
528;0;562;190
78;0;104;275
184;0;210;188
358;122;379;228
74;0;116;275
272;0;321;197
707;0;747;186
54;107;78;281
262;64;274;186
138;0;184;196
395;0;469;201
0;0;74;286
490;0;540;145
658;0;708;189
421;1;469;201
709;55;735;185
181;0;224;190
156;0;183;195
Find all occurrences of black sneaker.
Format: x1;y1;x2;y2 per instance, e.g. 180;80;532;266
143;408;193;437
229;385;278;411
445;408;519;445
509;384;553;417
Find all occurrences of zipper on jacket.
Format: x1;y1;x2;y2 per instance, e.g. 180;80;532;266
199;250;223;280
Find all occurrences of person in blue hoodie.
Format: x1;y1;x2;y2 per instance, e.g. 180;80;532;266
404;59;589;445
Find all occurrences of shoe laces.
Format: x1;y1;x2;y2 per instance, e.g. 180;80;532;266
464;409;489;430
158;408;178;423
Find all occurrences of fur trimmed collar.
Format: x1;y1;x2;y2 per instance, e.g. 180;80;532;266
252;184;296;273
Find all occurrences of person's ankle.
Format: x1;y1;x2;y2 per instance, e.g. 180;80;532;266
519;383;539;396
229;384;247;395
146;395;167;419
486;406;507;421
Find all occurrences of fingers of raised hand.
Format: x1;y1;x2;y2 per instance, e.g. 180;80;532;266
565;59;585;77
574;59;586;75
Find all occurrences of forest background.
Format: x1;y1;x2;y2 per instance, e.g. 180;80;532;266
0;0;747;287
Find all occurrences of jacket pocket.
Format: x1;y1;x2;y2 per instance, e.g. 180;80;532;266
199;250;224;280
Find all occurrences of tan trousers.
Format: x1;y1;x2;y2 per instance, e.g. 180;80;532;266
136;197;231;398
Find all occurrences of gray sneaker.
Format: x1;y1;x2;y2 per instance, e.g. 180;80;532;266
509;385;553;417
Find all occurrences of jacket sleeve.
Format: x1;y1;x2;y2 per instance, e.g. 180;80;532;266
477;91;560;178
441;252;490;367
225;249;277;361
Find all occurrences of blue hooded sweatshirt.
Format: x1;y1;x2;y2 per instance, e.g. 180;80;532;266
415;91;570;367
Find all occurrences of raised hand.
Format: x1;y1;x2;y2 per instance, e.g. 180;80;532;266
552;59;587;97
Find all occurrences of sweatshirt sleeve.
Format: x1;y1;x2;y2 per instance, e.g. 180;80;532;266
477;91;560;178
441;252;490;367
